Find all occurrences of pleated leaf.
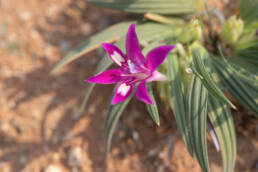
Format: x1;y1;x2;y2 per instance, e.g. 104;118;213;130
191;50;236;109
212;57;258;116
146;83;160;126
230;44;258;75
208;95;236;172
188;75;209;172
167;54;193;155
238;0;258;23
86;0;196;15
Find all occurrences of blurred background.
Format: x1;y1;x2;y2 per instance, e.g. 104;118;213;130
0;0;257;172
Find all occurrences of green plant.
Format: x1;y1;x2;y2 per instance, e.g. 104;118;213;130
52;0;258;171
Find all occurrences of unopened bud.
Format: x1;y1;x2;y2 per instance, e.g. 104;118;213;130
220;15;244;46
176;43;186;57
179;18;202;44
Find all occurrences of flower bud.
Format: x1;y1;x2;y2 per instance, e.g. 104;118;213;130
179;18;202;44
220;15;244;46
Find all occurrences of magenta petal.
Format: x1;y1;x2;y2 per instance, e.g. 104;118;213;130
146;71;167;82
136;82;153;104
87;69;123;84
145;45;175;72
126;23;145;64
102;43;126;66
112;82;134;105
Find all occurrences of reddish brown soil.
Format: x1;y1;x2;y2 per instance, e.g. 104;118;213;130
0;0;257;172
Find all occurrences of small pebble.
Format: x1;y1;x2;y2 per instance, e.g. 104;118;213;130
88;105;96;114
132;131;139;141
44;165;62;172
19;11;31;21
81;23;92;35
59;41;70;53
0;162;10;172
63;131;74;141
19;156;27;164
68;147;84;167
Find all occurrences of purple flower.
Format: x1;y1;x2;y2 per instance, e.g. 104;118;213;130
87;23;175;105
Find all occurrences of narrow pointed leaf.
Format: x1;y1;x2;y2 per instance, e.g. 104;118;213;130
191;50;236;109
208;95;236;172
79;38;124;114
104;91;133;152
146;83;160;126
52;22;173;72
52;22;132;73
86;0;197;15
212;57;258;116
188;75;209;172
168;54;193;155
79;56;112;114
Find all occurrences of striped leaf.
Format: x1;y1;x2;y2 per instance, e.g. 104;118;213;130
208;96;236;172
104;92;133;152
188;75;209;172
230;44;258;75
52;22;173;72
191;50;236;109
146;83;160;126
52;21;132;73
86;0;197;15
238;0;258;23
167;54;193;155
212;57;258;116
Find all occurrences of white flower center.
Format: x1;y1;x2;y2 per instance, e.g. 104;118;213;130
117;83;130;96
111;51;124;66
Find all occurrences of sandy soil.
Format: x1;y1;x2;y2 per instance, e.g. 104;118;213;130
0;0;257;172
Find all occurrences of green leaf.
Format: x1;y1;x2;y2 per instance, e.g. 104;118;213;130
231;44;258;75
167;54;193;156
146;83;160;126
238;0;258;23
208;95;236;172
144;13;185;25
78;38;124;114
52;22;173;72
212;57;258;116
52;21;132;73
77;23;175;114
86;0;196;15
188;75;209;172
104;91;133;152
78;56;113;114
191;50;236;109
